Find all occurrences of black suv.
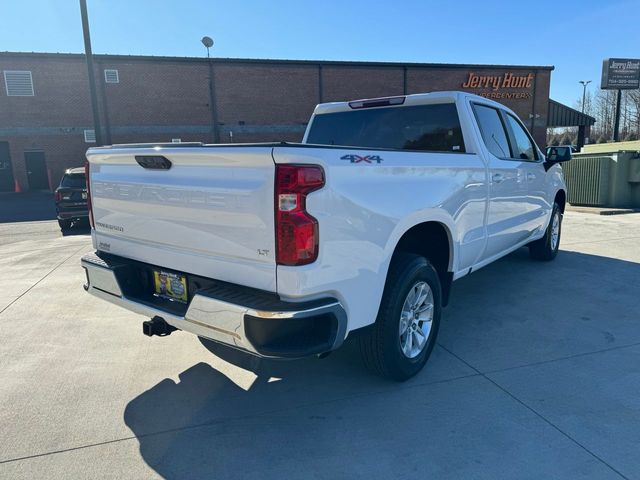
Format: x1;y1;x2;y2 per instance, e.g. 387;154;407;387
55;167;88;231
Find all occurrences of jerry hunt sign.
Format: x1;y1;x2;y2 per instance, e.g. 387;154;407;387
601;58;640;90
461;72;534;99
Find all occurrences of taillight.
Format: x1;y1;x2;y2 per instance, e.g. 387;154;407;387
275;165;324;266
85;161;95;228
54;191;61;202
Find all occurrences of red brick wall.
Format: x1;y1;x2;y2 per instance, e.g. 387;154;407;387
322;66;404;102
215;63;319;124
408;68;551;146
100;60;210;126
0;53;552;191
6;136;88;191
0;56;94;128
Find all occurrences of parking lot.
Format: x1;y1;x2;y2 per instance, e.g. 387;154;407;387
1;196;639;479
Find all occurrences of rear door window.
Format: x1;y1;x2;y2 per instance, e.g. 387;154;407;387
60;174;86;188
306;103;465;153
473;104;512;159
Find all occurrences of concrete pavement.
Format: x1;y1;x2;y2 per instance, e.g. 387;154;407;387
0;211;639;479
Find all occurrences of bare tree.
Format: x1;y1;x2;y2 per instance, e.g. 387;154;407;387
549;86;640;146
582;88;640;143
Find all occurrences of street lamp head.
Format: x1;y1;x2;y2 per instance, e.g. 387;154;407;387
579;80;592;115
201;36;214;48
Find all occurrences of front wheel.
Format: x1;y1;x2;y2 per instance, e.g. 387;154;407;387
359;253;441;381
529;202;562;261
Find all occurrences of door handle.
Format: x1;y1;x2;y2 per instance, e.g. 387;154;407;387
527;172;536;181
492;173;505;184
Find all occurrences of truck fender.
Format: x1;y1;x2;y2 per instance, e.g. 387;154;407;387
383;209;457;306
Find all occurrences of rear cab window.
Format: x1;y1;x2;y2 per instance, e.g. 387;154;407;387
306;103;466;153
60;174;86;188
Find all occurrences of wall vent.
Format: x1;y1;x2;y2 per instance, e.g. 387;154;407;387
84;129;96;143
4;71;34;96
104;69;119;83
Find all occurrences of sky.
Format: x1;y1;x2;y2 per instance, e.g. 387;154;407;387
1;0;638;107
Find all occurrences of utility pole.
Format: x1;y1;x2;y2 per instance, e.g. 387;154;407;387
79;0;103;146
579;80;591;114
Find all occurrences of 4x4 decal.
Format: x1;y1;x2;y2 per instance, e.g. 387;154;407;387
340;154;383;164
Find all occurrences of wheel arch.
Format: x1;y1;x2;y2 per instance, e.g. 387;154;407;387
389;220;455;306
555;189;566;213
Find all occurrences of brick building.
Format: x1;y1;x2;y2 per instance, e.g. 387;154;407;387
0;52;555;192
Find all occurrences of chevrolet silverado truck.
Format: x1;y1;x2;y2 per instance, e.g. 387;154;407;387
81;91;569;381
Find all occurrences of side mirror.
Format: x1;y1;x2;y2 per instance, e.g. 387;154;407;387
545;146;572;163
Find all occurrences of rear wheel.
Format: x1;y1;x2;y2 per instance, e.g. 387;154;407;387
529;202;562;261
359;253;441;381
58;219;72;231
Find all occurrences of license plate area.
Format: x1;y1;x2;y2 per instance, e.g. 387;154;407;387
153;270;188;303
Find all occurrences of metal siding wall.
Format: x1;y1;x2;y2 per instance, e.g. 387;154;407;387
562;155;612;206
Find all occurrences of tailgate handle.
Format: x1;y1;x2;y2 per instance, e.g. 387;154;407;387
135;155;172;170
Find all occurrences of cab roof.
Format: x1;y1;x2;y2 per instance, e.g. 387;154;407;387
312;91;505;115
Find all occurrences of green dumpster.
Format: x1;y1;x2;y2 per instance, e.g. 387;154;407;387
563;150;640;208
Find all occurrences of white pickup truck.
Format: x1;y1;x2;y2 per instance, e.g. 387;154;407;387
81;91;569;381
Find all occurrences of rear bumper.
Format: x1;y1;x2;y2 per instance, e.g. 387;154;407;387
80;252;347;358
56;204;88;220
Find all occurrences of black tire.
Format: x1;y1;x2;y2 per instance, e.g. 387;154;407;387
359;253;442;381
529;202;562;261
58;219;71;231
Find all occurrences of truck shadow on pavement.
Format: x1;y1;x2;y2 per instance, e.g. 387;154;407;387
123;339;399;479
123;248;640;479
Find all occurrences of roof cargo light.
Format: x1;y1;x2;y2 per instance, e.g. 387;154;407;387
348;96;406;109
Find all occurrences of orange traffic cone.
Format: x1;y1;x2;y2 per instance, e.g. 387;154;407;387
14;178;22;193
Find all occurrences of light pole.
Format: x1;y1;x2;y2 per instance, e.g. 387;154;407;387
80;0;103;146
579;80;591;114
201;36;220;143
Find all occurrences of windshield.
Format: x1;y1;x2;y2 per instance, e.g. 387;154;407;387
306;103;465;153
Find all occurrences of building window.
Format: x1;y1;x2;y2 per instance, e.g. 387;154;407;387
84;129;96;143
4;70;34;96
104;69;119;83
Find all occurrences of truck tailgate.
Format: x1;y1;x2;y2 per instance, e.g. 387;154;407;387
86;146;277;292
